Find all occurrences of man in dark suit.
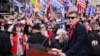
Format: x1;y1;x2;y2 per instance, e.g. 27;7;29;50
56;11;90;56
27;23;49;50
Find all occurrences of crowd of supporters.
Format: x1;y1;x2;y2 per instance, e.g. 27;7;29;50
0;2;100;56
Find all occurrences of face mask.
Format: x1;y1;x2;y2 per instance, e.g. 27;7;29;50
56;19;61;24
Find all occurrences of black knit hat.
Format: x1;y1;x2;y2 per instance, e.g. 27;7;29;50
32;23;40;30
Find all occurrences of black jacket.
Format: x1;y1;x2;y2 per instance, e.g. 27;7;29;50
55;39;68;49
0;30;11;55
88;30;100;56
28;32;49;47
62;22;90;56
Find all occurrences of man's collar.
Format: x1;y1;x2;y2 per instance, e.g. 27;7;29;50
70;22;79;29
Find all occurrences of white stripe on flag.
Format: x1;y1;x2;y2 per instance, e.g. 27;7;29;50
57;0;65;6
77;0;86;13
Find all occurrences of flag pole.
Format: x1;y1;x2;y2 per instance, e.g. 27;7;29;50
85;0;88;18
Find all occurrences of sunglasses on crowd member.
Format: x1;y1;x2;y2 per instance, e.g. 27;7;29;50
67;16;77;20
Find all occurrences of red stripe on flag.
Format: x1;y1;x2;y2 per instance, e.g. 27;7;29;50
77;2;86;8
77;0;86;8
58;0;65;6
46;6;51;21
77;0;86;13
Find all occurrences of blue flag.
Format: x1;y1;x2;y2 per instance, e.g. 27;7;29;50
50;0;73;23
64;0;73;10
88;5;95;17
13;0;23;12
13;0;23;7
50;0;65;19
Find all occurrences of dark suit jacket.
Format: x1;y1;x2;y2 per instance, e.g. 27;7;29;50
0;30;11;56
62;22;90;56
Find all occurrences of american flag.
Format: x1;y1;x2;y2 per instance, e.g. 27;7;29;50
46;5;51;21
58;0;66;6
77;0;86;13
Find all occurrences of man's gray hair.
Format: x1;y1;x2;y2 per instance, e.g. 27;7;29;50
69;11;81;17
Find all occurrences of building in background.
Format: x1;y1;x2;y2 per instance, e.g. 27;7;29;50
88;0;100;6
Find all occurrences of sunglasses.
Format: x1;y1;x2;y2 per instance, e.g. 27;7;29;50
67;16;77;20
